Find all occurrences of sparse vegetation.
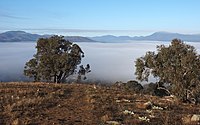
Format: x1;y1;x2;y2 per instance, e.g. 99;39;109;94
1;82;200;125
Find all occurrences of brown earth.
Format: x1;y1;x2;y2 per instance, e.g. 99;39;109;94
0;82;200;125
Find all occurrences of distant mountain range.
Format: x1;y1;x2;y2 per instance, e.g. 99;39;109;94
0;31;43;42
90;32;200;42
0;31;96;42
136;32;200;42
0;31;200;42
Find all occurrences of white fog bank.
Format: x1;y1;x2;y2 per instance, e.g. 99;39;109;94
0;41;199;83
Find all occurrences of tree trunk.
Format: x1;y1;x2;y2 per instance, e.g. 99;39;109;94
57;71;64;83
54;74;57;83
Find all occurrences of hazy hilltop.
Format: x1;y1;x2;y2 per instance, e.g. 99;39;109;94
133;32;200;42
90;32;200;42
0;31;200;43
0;31;96;42
0;31;42;42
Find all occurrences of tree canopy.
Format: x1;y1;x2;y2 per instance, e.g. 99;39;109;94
135;39;200;101
24;35;90;83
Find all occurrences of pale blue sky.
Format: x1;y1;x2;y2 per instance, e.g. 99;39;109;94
0;0;200;36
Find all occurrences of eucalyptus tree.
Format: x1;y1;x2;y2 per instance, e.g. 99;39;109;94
24;35;90;83
135;39;200;101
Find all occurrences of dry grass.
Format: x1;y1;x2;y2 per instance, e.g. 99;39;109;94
0;82;200;124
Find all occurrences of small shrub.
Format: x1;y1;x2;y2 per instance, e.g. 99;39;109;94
124;80;143;93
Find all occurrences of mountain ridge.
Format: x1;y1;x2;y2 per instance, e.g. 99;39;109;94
90;31;200;42
0;31;96;42
0;31;200;42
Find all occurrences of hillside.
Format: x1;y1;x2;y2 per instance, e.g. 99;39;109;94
0;31;42;42
90;32;200;42
1;31;200;43
0;82;200;125
0;31;96;42
64;36;97;43
133;32;200;42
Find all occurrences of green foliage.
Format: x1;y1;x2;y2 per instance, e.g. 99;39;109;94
24;35;90;83
135;39;200;101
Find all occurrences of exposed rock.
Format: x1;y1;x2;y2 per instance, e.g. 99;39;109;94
106;121;120;125
152;105;164;110
138;116;150;122
123;110;134;115
191;114;200;122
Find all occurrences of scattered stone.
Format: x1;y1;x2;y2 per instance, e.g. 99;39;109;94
116;100;121;103
121;99;131;102
191;114;200;122
146;110;152;113
152;105;163;110
116;98;131;103
138;116;150;122
149;114;155;118
106;121;120;125
123;110;134;115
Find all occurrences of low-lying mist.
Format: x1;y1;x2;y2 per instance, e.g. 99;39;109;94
0;42;36;82
0;41;200;83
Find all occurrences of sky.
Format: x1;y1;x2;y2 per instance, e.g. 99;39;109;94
0;0;200;36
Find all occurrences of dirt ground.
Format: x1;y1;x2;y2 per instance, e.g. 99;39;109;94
0;82;200;125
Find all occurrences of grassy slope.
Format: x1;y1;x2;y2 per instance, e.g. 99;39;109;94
0;82;200;125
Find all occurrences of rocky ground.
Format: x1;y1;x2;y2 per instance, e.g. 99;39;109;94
0;82;200;125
